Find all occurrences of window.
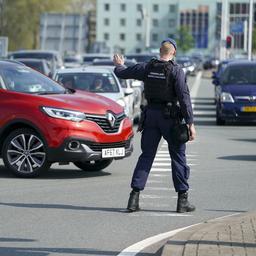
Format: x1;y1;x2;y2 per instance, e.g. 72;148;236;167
152;33;158;42
168;19;175;27
104;18;109;26
136;48;141;53
120;33;125;41
152;19;159;27
120;48;125;54
120;18;126;26
104;3;110;11
104;33;109;40
168;34;174;39
136;33;142;41
169;4;176;13
137;4;142;12
153;4;159;12
121;3;126;11
137;19;142;26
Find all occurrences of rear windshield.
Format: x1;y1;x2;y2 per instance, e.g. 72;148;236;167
12;53;54;61
57;72;120;93
221;65;256;85
20;61;43;73
0;65;65;94
83;56;110;62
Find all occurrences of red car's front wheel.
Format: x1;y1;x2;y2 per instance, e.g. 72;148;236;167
2;128;51;177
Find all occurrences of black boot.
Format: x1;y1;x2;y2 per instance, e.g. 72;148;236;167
127;190;140;212
176;192;195;213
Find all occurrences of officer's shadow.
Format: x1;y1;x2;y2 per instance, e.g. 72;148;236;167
0;202;177;214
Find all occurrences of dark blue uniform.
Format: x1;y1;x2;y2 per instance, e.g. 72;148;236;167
114;60;194;193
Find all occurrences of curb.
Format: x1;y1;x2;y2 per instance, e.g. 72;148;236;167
161;212;255;256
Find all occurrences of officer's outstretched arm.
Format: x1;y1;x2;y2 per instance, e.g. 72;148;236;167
113;54;146;81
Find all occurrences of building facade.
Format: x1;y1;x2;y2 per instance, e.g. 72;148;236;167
40;13;89;55
96;0;255;56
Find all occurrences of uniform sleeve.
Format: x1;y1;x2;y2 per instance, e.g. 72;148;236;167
173;67;194;124
114;63;147;81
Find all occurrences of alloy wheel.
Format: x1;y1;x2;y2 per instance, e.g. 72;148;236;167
7;134;46;174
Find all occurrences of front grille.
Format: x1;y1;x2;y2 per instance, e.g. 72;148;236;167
86;113;126;133
235;96;256;103
86;140;131;152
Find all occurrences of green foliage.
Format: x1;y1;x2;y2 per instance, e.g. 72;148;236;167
0;0;68;51
175;26;195;53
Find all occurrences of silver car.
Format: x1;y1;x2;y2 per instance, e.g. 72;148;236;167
54;67;134;120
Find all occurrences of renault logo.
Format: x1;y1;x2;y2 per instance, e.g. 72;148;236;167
106;112;116;128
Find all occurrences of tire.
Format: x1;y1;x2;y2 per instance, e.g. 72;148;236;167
2;128;51;177
216;111;226;125
74;159;113;172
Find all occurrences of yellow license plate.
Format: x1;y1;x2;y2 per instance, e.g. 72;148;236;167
241;106;256;112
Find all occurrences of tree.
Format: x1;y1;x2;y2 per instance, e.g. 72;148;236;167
175;26;194;53
0;0;68;51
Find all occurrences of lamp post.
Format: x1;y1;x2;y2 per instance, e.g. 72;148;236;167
248;0;253;60
220;0;229;60
138;6;151;51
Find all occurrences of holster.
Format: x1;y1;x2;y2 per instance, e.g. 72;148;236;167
137;105;147;132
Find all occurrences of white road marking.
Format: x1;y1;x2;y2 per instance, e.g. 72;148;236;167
117;213;240;256
141;195;166;199
147;180;165;184
117;224;199;256
190;71;202;99
151;168;170;172
150;174;170;177
131;213;192;217
152;163;171;167
145;187;173;191
154;158;171;161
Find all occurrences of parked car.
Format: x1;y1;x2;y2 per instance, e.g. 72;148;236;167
82;54;111;66
54;67;134;120
125;53;158;63
175;56;193;77
203;56;220;70
92;59;137;67
64;55;82;68
0;60;133;177
15;58;52;77
9;50;64;74
215;60;256;125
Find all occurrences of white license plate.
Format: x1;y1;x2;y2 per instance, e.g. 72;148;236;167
102;147;125;158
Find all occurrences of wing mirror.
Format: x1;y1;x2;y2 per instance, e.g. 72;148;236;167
124;87;134;96
212;71;217;79
212;78;220;85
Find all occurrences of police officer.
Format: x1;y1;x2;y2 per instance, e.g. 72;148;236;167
113;38;196;213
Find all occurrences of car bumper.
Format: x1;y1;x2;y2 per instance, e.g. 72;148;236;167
47;136;133;163
218;103;256;122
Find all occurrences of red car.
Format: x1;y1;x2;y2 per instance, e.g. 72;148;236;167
0;60;133;177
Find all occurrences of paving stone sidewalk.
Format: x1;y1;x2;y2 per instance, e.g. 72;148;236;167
161;212;256;256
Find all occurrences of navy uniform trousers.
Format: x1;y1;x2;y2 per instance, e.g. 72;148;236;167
131;107;190;192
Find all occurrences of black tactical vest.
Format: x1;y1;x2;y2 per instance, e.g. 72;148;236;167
144;59;177;103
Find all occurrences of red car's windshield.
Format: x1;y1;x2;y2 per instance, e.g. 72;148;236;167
0;65;65;94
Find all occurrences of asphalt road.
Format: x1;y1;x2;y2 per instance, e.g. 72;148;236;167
0;73;256;256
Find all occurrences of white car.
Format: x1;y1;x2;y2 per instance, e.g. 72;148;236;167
54;67;134;120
